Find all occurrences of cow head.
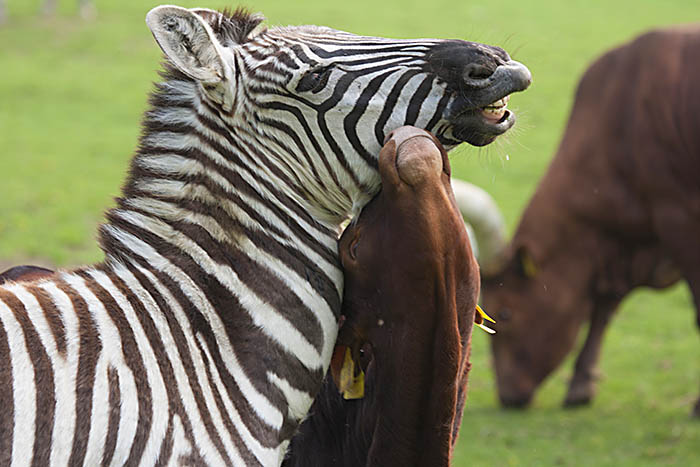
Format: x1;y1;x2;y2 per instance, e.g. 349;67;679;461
479;242;592;407
334;126;479;463
456;188;601;408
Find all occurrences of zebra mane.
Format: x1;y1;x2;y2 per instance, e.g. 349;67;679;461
192;7;266;46
119;8;265;218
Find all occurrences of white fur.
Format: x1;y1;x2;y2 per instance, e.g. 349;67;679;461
61;273;141;466
38;281;81;467
112;209;324;372
196;333;278;465
124;196;339;365
146;6;231;84
103;260;226;466
170;414;193;462
88;269;171;466
0;296;36;467
267;372;314;423
104;224;285;431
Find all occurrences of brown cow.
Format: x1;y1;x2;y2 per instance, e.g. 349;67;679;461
474;26;700;415
284;127;480;466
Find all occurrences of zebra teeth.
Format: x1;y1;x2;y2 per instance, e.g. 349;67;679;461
481;95;510;123
482;95;510;109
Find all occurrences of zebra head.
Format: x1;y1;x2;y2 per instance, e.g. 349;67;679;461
145;6;531;221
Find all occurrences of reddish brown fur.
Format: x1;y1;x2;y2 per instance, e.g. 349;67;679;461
284;127;479;466
482;26;700;414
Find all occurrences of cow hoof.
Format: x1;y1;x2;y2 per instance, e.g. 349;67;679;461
563;385;594;408
499;394;532;409
692;399;700;418
563;395;592;408
564;374;598;408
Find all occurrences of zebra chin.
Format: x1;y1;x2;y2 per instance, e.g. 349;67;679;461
448;109;517;147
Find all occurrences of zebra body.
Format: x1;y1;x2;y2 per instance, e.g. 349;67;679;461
0;5;530;465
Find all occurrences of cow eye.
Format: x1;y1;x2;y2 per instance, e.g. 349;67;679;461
498;308;512;322
349;237;360;260
296;66;332;93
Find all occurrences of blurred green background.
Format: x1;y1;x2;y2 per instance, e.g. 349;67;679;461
1;0;699;465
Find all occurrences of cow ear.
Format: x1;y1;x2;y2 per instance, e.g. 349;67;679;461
515;246;538;278
146;6;232;84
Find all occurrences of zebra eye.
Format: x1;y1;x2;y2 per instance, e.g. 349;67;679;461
296;66;332;93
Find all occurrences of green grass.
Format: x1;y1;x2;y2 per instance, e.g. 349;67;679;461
1;0;699;464
457;283;700;466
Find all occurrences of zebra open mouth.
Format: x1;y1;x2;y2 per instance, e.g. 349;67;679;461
447;94;517;146
443;60;531;147
481;96;510;124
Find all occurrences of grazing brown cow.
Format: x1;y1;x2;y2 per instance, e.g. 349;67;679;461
284;127;480;466
474;26;700;415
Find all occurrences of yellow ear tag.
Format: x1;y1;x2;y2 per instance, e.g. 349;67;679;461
339;347;365;400
521;251;538;278
475;305;496;334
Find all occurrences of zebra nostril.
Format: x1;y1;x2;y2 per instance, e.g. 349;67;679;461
464;63;494;81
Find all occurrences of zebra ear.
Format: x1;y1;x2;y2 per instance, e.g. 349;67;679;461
146;5;232;84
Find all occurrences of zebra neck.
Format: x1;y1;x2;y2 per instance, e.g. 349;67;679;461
98;167;345;311
95;75;349;433
132;71;363;224
98;71;349;301
96;168;345;441
100;176;342;285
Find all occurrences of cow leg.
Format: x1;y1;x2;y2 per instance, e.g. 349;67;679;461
564;299;618;407
650;203;700;416
683;274;700;417
679;263;700;417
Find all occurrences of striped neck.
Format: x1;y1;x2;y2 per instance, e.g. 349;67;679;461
96;73;348;443
99;69;349;294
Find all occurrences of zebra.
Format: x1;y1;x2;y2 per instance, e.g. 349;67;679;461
0;4;531;466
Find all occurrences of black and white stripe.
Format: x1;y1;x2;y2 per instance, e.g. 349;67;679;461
0;5;524;466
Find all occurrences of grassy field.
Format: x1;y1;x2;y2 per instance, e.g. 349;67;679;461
1;0;699;465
